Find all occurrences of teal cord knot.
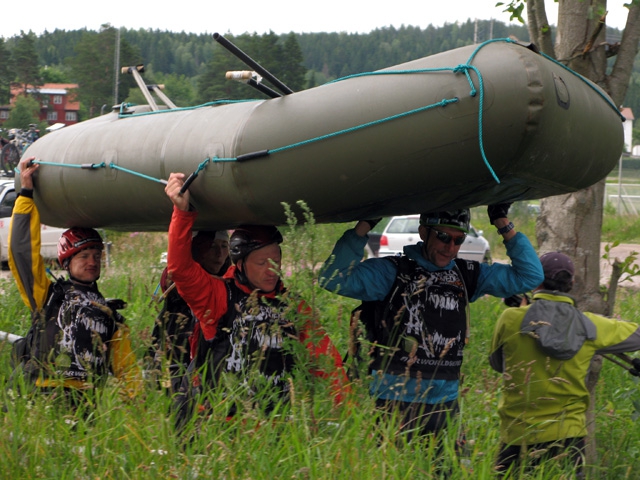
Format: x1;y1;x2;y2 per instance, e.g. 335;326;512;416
453;63;479;97
194;158;210;174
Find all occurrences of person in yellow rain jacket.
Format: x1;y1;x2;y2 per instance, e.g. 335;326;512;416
8;156;141;403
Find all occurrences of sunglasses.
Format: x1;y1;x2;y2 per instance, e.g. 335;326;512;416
431;228;466;246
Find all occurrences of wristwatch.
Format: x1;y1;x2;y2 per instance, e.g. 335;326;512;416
497;221;515;235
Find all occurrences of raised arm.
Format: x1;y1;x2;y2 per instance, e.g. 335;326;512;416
8;156;51;311
164;172;228;340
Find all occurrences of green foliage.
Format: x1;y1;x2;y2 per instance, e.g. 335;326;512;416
602;212;640;244
279;33;307;91
0;278;30;335
153;72;196;107
40;64;70;83
121;65;197;108
496;0;526;24
196;32;307;103
297;21;529;82
11;31;41;89
618;156;640;171
67;26;142;118
469;203;538;259
3;95;41;129
0;38;12;104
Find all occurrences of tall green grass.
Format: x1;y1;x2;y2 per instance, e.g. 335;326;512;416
0;205;638;479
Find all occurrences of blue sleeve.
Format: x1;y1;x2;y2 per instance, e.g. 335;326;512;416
319;228;398;301
471;232;543;302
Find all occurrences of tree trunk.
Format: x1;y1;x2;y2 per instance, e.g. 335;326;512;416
526;0;554;55
536;183;607;313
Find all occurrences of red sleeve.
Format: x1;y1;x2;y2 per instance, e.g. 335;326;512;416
167;206;228;340
297;302;351;405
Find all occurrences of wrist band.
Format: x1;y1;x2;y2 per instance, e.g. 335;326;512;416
497;221;515;235
19;188;34;199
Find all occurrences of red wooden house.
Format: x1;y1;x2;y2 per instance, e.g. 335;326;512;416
0;83;80;128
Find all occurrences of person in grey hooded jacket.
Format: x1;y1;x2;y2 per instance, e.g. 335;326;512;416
490;251;640;477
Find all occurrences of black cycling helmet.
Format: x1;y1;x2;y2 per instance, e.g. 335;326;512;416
229;225;283;264
419;209;470;233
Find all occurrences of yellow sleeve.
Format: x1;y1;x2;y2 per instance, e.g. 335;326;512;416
8;194;51;311
110;325;143;399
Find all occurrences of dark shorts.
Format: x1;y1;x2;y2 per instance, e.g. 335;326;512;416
496;437;585;478
375;397;460;440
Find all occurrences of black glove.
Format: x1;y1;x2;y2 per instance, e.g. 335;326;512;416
361;218;382;230
106;298;127;311
487;203;512;223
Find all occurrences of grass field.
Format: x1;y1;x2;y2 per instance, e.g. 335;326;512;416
0;205;638;479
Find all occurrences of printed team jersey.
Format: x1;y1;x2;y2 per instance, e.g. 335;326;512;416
371;258;474;380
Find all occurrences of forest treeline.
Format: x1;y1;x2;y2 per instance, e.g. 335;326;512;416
0;20;638;131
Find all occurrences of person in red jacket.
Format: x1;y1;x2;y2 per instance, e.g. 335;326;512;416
164;172;349;423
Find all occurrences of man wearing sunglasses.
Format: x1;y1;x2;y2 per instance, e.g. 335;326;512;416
320;204;543;444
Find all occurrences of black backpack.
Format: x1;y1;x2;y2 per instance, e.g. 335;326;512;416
149;285;196;377
11;281;68;382
11;280;127;384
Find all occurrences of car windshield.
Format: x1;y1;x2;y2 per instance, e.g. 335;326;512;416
386;217;420;234
0;183;16;217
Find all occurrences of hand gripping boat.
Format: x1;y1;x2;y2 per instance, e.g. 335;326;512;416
22;37;624;231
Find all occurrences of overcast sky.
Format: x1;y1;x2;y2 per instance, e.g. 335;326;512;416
0;0;631;39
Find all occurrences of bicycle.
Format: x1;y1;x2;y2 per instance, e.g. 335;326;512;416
1;124;39;177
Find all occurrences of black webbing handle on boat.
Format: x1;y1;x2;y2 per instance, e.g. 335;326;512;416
178;150;270;194
213;33;294;95
236;150;270;162
179;171;198;195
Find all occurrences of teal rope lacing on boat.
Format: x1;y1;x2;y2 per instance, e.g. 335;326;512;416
31;37;622;187
116;99;261;118
269;98;459;156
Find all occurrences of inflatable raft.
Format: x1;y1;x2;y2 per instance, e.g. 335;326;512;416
22;38;624;231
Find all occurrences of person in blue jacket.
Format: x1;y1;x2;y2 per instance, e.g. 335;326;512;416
319;204;543;441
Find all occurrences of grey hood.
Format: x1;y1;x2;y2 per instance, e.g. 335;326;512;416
520;296;596;360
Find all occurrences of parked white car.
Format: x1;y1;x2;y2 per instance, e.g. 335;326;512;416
377;214;492;263
0;178;66;264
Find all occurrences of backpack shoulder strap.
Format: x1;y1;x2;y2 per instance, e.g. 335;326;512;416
453;257;480;297
453;258;481;344
11;280;69;381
